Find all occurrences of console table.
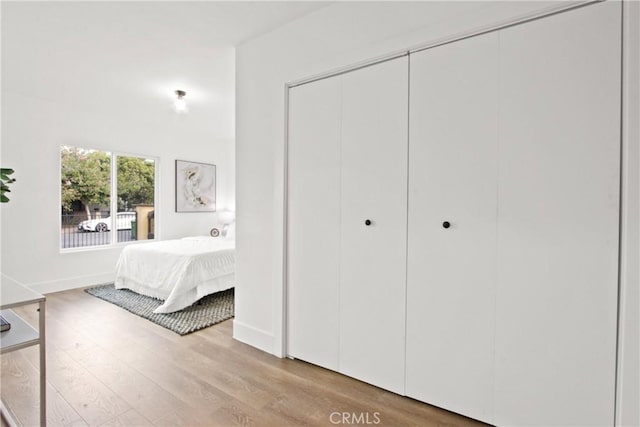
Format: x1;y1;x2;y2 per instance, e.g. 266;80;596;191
0;280;46;426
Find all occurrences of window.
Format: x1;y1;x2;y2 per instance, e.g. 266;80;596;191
60;146;157;249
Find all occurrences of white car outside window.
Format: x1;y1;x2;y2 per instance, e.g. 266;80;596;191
78;212;135;232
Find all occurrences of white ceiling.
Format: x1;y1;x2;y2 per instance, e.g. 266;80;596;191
1;1;329;139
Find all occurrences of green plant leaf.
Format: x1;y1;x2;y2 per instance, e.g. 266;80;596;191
1;169;14;179
1;167;16;203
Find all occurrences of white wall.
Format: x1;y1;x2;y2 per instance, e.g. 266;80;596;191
0;90;235;293
235;1;638;425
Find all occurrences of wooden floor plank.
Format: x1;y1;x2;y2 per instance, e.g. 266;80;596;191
98;408;154;427
60;339;177;423
0;349;83;426
44;349;131;426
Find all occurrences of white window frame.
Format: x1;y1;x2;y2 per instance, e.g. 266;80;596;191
59;145;160;253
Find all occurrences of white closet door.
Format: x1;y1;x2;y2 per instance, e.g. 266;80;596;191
339;57;408;394
406;32;499;423
287;77;342;370
495;3;621;426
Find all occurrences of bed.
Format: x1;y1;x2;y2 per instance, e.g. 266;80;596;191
114;230;235;314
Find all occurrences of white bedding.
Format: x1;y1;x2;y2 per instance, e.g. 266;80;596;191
114;236;235;314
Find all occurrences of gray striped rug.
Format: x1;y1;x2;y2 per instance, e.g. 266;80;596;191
85;284;234;335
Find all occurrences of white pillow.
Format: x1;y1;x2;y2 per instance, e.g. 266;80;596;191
224;222;236;239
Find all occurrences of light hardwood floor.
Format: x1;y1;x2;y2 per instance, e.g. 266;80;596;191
1;288;485;426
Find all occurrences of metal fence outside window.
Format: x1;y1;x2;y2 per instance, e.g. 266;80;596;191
61;211;135;249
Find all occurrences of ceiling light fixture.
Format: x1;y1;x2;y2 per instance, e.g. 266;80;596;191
174;90;187;113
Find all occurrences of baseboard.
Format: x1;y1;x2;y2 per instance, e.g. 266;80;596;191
26;272;115;294
0;273;24;288
232;320;275;355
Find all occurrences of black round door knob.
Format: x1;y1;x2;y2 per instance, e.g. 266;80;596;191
365;219;372;226
442;221;451;229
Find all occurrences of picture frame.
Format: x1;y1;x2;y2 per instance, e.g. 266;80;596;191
175;160;216;212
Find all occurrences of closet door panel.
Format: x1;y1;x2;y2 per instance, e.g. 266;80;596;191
287;78;342;370
406;32;498;423
495;3;621;425
339;57;408;394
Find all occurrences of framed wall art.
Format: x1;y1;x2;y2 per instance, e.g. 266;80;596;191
175;160;216;212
